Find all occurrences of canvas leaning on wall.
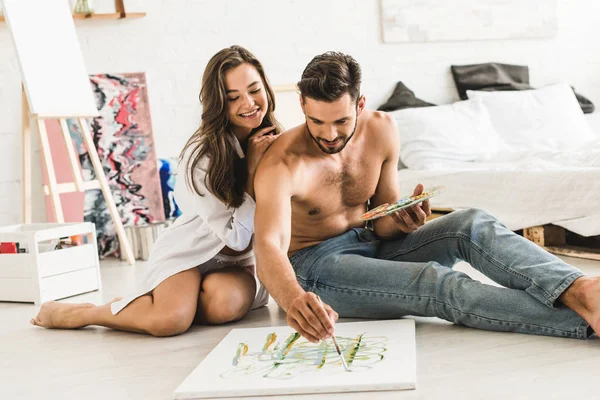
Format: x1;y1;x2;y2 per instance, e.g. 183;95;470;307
44;73;165;258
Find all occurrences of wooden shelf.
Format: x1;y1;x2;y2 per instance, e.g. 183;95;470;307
72;12;146;20
0;13;146;23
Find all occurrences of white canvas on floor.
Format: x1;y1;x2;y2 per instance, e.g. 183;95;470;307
174;319;416;399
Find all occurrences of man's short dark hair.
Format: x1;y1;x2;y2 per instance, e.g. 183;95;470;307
298;51;362;103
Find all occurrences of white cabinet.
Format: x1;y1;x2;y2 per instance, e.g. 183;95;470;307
0;223;101;304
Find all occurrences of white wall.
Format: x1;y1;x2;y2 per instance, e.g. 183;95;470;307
1;0;599;225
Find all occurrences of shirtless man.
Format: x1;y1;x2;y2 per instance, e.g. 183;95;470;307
254;51;600;343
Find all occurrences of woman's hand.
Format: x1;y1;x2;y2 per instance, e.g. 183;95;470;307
246;126;280;175
245;126;281;198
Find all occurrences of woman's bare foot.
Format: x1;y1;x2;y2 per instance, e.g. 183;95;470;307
30;302;94;329
560;276;600;334
30;297;122;329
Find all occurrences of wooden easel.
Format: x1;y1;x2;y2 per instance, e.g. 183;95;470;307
21;86;135;265
5;0;136;264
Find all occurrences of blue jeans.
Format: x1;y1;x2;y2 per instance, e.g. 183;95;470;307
289;209;592;339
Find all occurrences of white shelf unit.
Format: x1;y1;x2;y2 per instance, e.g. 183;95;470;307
0;222;101;304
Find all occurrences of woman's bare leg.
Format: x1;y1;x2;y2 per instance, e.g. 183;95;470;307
31;268;202;337
195;265;257;325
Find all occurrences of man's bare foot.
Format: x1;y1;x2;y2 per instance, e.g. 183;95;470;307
30;298;121;329
560;276;600;334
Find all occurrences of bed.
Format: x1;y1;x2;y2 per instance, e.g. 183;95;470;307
397;144;600;237
390;83;600;259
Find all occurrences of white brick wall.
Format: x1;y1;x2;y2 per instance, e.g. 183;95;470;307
1;0;599;225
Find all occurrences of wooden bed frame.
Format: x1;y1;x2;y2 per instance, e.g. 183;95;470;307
522;225;600;261
428;208;600;261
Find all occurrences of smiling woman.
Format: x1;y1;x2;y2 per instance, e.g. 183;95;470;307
183;46;282;207
226;75;268;132
31;46;284;337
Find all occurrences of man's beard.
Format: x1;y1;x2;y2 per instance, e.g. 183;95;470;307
307;118;358;155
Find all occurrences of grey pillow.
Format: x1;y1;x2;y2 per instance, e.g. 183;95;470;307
451;62;594;114
378;82;435;112
451;62;531;100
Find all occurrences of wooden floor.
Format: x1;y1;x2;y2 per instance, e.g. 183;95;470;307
1;256;599;400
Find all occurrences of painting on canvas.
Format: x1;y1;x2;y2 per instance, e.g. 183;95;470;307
174;319;416;399
381;0;557;43
44;73;165;257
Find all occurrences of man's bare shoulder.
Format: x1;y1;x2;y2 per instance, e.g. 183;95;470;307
364;109;397;136
256;124;306;184
360;109;400;151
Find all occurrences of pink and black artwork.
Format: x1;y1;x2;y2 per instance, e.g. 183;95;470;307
44;73;165;257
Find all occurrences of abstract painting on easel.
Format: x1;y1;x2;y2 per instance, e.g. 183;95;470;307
174;320;417;399
43;73;165;257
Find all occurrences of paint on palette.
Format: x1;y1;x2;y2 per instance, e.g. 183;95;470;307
361;185;446;221
220;332;387;380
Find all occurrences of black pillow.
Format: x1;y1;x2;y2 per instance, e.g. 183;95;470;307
451;62;531;100
451;62;595;114
573;89;595;114
378;81;435;112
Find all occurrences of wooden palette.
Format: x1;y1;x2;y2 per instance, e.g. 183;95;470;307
360;186;446;221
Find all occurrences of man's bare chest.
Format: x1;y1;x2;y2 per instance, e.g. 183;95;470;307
295;158;381;217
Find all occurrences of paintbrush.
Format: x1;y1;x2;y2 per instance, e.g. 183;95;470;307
317;296;350;371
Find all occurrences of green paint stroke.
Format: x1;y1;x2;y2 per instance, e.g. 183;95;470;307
345;333;364;366
317;341;328;369
263;332;301;378
280;332;301;358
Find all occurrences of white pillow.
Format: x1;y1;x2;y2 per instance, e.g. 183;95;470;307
467;83;596;151
390;98;502;170
584;113;600;138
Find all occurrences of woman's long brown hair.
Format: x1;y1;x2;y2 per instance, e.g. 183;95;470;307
180;45;282;208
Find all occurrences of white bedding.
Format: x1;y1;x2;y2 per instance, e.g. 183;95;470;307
392;87;600;236
397;140;600;237
443;139;600;171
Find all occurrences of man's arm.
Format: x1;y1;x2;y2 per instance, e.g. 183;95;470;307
369;113;430;240
254;158;337;343
253;160;302;309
